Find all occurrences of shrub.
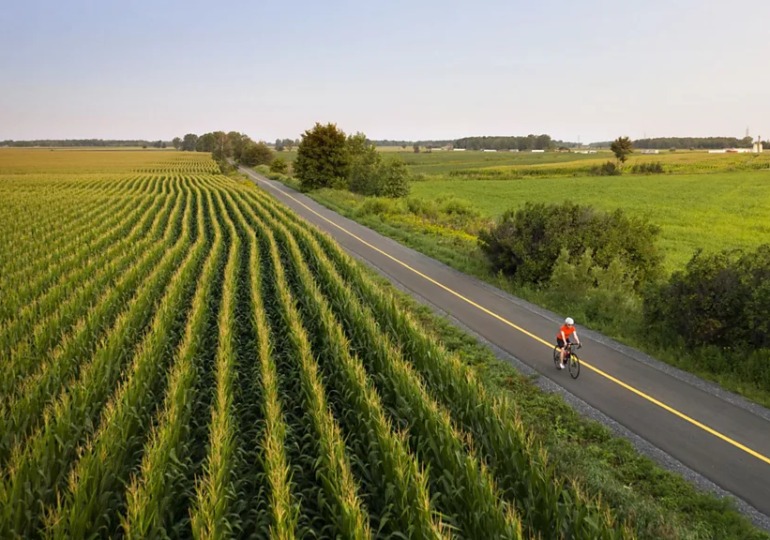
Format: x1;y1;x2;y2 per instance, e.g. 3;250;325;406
438;196;479;217
356;197;401;217
270;157;288;174
549;248;639;325
406;197;439;219
589;161;621;176
631;162;664;174
643;245;770;350
348;136;381;196
477;202;662;286
377;159;410;198
239;140;274;167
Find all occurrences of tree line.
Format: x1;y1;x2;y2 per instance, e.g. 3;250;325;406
1;139;159;147
175;132;280;168
592;136;760;149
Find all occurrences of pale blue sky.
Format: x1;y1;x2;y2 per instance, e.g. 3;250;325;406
1;0;768;142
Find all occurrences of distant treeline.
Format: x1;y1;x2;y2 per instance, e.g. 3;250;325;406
591;136;758;149
0;139;164;147
372;139;454;148
372;135;576;150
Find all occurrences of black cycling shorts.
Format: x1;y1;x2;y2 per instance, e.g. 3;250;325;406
556;337;571;349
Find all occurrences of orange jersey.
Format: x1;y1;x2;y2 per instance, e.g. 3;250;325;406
557;325;575;340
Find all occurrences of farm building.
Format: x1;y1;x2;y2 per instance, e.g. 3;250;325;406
531;149;545;153
453;148;466;152
641;149;659;154
483;149;497;152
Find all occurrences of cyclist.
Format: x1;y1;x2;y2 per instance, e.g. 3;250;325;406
557;317;581;369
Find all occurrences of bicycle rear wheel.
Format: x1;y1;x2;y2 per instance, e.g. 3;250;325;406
553;346;561;369
569;354;580;379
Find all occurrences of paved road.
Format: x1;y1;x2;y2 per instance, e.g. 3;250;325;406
239;165;770;523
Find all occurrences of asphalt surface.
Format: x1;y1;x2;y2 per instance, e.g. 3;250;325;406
239;165;770;524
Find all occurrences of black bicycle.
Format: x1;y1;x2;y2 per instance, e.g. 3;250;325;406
553;342;581;379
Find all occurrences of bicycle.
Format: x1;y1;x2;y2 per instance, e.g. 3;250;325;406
553;342;581;379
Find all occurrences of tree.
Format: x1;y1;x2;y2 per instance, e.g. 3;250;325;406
196;133;216;152
348;133;382;195
182;134;198;151
211;131;231;160
270;157;288;174
239;140;275;167
294;123;350;190
172;137;182;150
413;144;420;153
227;132;246;159
274;138;284;152
285;139;294;152
377;159;410;198
610;136;634;166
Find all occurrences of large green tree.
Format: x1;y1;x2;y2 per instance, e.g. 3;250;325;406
294;123;350;190
196;133;216;152
227;132;247;159
172;137;182;150
181;134;198;151
610;136;634;166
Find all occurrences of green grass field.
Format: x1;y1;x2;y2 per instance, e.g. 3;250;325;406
272;147;770;271
411;171;770;271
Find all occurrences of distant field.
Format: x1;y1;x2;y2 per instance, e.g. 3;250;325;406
411;171;770;270
0;147;213;174
277;148;770;177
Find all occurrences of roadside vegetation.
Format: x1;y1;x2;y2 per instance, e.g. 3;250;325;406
255;128;770;410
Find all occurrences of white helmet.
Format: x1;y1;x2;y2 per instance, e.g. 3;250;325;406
565;317;574;325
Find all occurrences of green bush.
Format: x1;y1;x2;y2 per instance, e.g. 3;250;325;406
477;202;663;286
348;135;381;196
356;197;402;217
589;161;621;176
548;248;639;325
347;134;410;198
239;140;274;167
631;162;665;174
643;245;770;350
406;197;439;219
270;157;288;174
438;196;479;217
377;159;410;198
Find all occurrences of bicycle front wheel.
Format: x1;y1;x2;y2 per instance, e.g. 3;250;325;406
569;354;580;379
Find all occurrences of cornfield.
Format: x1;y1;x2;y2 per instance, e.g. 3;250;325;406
0;150;632;539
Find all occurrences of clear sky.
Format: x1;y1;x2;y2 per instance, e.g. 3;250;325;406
1;0;768;143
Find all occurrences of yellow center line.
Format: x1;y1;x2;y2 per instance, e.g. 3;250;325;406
247;168;770;467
